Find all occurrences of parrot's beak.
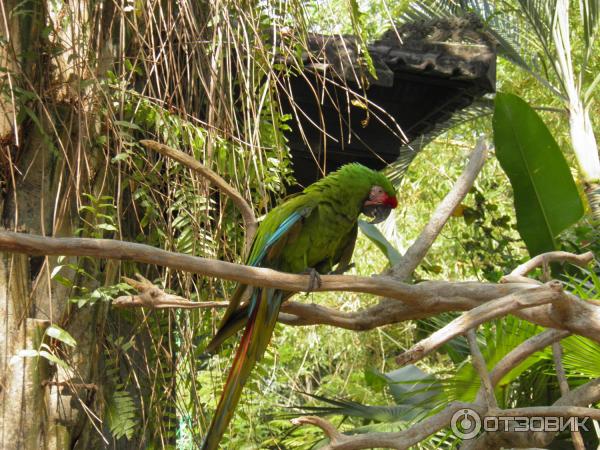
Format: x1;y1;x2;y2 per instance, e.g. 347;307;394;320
362;204;392;224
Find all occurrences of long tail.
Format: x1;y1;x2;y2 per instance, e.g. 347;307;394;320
203;283;251;355
201;288;284;450
203;303;250;355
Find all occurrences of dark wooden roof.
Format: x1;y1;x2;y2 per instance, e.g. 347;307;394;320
277;15;496;189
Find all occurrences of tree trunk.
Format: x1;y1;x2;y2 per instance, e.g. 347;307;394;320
0;1;119;448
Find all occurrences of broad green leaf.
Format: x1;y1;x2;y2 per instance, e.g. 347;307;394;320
114;120;142;131
39;350;69;369
46;325;77;347
358;220;402;265
493;92;584;256
97;223;117;231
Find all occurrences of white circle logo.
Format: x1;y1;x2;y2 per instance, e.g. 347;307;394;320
451;408;481;439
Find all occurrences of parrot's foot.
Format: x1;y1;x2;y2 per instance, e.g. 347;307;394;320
302;268;322;292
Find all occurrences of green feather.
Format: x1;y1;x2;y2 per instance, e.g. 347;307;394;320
201;163;396;449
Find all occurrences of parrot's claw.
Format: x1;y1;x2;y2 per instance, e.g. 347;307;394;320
303;268;322;292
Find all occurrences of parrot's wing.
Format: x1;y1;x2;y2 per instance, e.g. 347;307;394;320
205;203;316;354
331;221;358;274
249;204;315;266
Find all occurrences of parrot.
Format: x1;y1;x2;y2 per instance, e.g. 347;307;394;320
201;163;398;450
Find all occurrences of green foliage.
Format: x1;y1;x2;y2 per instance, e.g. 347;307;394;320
451;185;523;282
45;325;77;347
394;129;527;282
555;335;600;380
6;0;596;447
103;340;141;442
559;265;600;380
17;324;76;370
493;92;584;256
105;389;139;440
445;317;546;406
358;219;402;266
381;365;442;417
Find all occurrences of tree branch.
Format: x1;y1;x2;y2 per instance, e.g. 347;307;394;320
0;231;532;301
505;250;594;278
487;329;570;389
290;416;348;447
140;139;258;255
396;282;565;366
293;402;480;450
293;378;600;450
487;405;600;420
0;227;597;449
391;138;488;280
1;231;599;345
463;378;600;450
113;274;229;309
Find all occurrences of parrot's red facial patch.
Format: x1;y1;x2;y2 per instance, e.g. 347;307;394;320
383;194;398;209
362;186;397;224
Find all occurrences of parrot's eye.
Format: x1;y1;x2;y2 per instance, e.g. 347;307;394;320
368;186;384;201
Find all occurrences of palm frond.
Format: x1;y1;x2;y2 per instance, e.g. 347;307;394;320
280;391;426;422
386;99;493;183
279;365;442;424
441;317;546;406
559;335;600;380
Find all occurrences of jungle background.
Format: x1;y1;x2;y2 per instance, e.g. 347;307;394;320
0;0;598;449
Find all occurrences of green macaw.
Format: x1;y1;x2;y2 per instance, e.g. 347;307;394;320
201;163;398;449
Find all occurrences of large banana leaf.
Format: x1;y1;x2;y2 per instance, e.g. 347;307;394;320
493;92;584;256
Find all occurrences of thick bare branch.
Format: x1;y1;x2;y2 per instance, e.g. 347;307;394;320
499;274;541;284
0;231;531;301
506;250;594;279
296;378;600;450
140;139;258;254
290;417;347;447
293;402;479;450
1;231;599;344
113;275;229;309
396;282;565;366
489;405;600;420
391;138;488;280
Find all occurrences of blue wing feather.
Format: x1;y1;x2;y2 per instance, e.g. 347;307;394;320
249;206;312;267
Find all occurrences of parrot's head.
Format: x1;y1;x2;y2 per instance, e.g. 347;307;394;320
314;163;398;224
362;181;398;224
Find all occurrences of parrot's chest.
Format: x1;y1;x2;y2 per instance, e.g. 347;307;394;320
280;205;357;273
